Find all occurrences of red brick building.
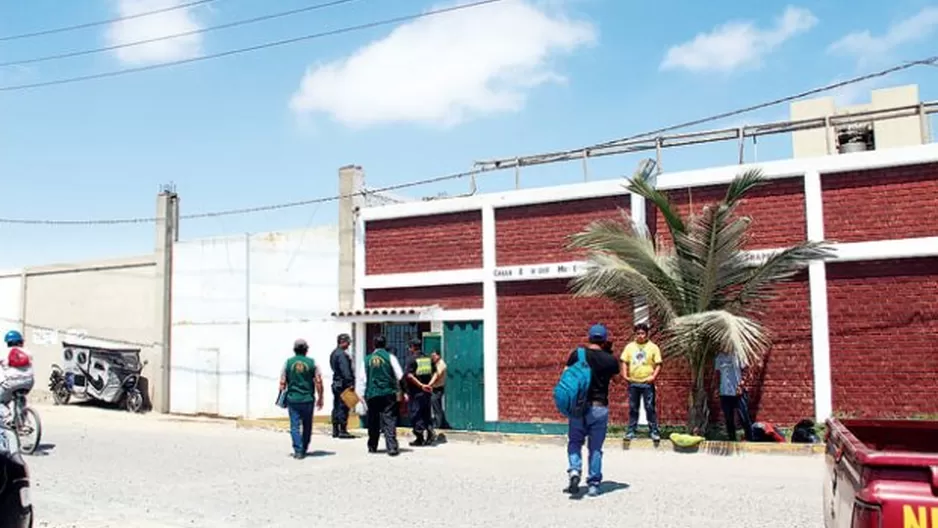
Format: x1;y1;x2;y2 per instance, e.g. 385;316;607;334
336;144;938;433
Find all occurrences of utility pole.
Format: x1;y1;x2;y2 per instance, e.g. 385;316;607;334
154;184;179;413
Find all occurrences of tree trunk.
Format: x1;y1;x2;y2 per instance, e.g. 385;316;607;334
686;359;710;436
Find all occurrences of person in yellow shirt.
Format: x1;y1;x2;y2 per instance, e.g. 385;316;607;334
620;323;662;441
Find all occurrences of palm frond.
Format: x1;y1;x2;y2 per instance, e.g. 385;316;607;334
569;251;679;325
727;241;836;308
626;172;686;238
567;214;684;309
724;168;766;205
662;310;770;368
677;203;753;311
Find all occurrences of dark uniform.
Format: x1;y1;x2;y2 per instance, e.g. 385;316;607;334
364;343;401;456
329;334;355;439
405;345;436;446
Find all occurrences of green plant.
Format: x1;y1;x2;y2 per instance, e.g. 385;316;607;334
567;160;834;434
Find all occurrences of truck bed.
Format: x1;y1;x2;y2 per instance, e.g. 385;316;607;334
825;418;938;527
842;419;938;455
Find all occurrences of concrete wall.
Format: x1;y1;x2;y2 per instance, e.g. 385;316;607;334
170;226;348;419
791;84;927;158
0;257;161;404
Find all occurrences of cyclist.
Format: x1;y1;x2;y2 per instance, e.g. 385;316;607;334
0;330;34;427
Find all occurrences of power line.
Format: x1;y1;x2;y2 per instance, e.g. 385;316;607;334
0;0;505;92
475;54;938;170
0;169;483;225
0;0;219;43
2;52;933;226
0;0;361;68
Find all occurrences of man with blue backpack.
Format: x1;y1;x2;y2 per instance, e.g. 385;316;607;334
554;323;621;497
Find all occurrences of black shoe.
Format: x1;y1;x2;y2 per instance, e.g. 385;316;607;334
388;449;400;457
425;431;436;445
409;438;425;447
338;431;357;439
565;474;581;494
367;445;378;453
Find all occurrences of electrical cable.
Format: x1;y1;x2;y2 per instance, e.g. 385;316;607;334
0;169;483;225
1;51;934;226
475;55;938;168
0;0;362;68
0;0;505;92
0;0;219;43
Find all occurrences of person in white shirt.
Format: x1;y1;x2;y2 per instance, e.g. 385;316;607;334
0;330;35;426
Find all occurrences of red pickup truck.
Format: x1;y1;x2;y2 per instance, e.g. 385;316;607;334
824;418;938;527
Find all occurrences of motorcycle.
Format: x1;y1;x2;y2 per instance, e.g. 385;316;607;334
48;341;147;413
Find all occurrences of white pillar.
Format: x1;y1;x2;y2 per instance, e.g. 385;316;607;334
804;169;833;422
481;204;498;422
629;190;649;426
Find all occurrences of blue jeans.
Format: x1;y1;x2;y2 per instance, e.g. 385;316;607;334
287;401;314;455
567;404;610;486
628;383;659;436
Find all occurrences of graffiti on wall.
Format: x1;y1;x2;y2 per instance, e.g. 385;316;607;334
31;328;88;345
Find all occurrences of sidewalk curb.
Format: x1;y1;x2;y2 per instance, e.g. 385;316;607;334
235;419;824;456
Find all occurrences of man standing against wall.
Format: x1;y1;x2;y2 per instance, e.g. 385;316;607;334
404;339;435;447
364;335;403;457
330;333;356;439
621;323;662;442
427;350;450;431
714;350;754;441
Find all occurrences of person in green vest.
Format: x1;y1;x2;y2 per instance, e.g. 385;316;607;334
404;338;436;447
279;338;324;459
364;335;404;457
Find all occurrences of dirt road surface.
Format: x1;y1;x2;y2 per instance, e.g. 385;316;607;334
23;404;825;527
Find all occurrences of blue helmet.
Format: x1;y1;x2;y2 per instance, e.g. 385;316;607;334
4;330;23;345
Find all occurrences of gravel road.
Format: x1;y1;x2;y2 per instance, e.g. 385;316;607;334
24;404;825;527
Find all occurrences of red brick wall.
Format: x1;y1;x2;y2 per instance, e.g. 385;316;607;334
495;196;629;266
494;275;813;427
827;258;938;418
822;163;938;243
743;273;815;424
496;279;633;423
650;177;806;251
364;284;483;310
365;211;482;274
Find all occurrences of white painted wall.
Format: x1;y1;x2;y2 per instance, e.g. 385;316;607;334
0;271;22;333
170;227;349;419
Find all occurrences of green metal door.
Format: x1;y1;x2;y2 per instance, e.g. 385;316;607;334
422;332;442;356
442;321;484;431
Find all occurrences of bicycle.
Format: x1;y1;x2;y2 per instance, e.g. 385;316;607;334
8;390;41;455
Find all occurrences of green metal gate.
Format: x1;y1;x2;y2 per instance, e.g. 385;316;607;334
442;321;485;431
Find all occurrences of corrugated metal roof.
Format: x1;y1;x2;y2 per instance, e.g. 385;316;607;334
330;306;439;319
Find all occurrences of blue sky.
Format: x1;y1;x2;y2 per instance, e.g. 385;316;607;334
1;0;937;269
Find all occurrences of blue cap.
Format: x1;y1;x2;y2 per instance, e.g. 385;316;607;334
587;324;608;342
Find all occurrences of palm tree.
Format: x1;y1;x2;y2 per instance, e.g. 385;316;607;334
567;160;834;435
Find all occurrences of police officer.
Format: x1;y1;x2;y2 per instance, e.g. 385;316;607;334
330;333;356;439
404;338;435;446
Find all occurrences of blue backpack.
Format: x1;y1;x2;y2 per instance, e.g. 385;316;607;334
554;347;592;418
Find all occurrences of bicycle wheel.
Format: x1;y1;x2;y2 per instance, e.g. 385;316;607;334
16;406;41;455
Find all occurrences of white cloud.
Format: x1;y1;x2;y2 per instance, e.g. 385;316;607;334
660;6;818;73
288;0;596;128
828;6;938;62
106;0;205;65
